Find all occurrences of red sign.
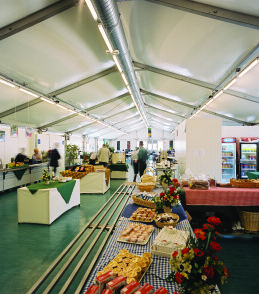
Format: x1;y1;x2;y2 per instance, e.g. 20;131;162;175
240;137;258;143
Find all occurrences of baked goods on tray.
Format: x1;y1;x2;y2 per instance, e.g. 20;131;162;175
189;180;209;190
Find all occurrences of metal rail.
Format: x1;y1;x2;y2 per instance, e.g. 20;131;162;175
27;183;135;294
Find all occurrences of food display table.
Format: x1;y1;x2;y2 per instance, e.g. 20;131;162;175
80;171;110;194
184;187;259;206
83;193;220;294
109;163;129;179
0;163;49;192
17;179;80;225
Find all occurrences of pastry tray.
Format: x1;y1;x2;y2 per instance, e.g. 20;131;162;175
117;227;154;245
102;256;153;283
129;216;156;223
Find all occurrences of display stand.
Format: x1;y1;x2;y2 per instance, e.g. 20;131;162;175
110;170;128;179
17;179;80;225
80;172;110;194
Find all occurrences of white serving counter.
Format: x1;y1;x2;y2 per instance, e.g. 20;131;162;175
80;172;110;194
17;179;80;225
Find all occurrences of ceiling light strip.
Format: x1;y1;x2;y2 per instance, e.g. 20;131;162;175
223;78;237;90
239;57;259;77
40;97;55;104
85;0;98;21
19;88;39;98
0;78;15;88
98;24;113;53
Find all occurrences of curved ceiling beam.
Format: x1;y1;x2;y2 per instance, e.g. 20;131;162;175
0;98;42;119
135;61;259;104
0;0;80;41
37;92;130;129
49;66;117;96
92;0;149;127
145;0;259;30
143;89;253;126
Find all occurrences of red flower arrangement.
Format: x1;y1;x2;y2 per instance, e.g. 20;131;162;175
153;178;180;210
166;217;229;294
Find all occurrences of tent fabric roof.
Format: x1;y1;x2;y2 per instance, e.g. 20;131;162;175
0;0;258;139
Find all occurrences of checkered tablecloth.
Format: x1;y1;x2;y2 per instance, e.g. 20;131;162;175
185;186;259;206
82;187;221;294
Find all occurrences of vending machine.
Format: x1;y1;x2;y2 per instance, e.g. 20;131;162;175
222;138;236;183
240;137;258;178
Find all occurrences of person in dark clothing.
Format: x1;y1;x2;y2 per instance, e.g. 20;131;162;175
138;141;148;178
50;144;61;176
15;148;28;163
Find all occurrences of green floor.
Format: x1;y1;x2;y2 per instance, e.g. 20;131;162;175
1;161;258;293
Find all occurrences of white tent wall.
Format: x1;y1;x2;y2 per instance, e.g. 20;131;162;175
174;121;187;176
113;127;174;151
0;125;34;165
222;126;259;138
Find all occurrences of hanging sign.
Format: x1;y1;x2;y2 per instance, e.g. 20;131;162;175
25;127;32;138
117;141;120;151
127;141;130;150
148;128;152;138
10;125;18;137
169;140;174;150
222;138;236;143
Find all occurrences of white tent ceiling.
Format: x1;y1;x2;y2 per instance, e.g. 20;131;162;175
0;0;258;139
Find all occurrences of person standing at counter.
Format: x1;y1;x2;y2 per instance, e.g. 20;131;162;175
50;143;61;176
97;144;110;167
138;141;148;177
131;147;139;182
32;148;42;164
15;148;29;163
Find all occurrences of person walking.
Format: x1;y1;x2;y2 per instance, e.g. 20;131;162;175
138;141;148;178
97;144;110;167
50;143;61;176
131;147;139;182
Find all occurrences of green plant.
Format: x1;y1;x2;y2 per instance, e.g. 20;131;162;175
41;151;49;163
158;167;174;185
166;217;229;294
41;168;51;181
105;142;115;153
82;151;90;162
65;144;80;166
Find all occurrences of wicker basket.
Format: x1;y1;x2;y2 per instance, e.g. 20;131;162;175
230;178;237;186
141;168;156;183
155;213;179;228
132;195;156;208
137;182;156;192
236;181;256;188
237;207;259;232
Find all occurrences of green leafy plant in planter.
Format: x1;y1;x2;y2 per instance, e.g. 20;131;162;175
105;142;115;153
65;144;80;167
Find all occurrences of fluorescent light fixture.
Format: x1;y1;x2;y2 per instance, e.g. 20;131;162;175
121;73;128;85
85;0;98;20
213;89;223;100
78;113;86;117
0;78;15;88
223;78;237;90
127;85;132;95
68;109;77;114
56;104;67;110
113;55;123;72
98;24;113;53
40;97;55;104
19;88;39;97
239;58;259;77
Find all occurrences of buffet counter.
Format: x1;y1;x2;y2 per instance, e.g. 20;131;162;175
109;163;129;179
17;179;80;225
82;192;220;294
0;163;49;192
184;186;259;206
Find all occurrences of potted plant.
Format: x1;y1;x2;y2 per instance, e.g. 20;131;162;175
65;144;80;167
166;216;229;294
41;168;51;185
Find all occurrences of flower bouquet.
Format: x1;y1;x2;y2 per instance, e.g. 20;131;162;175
166;217;229;294
41;168;51;184
153;179;180;212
